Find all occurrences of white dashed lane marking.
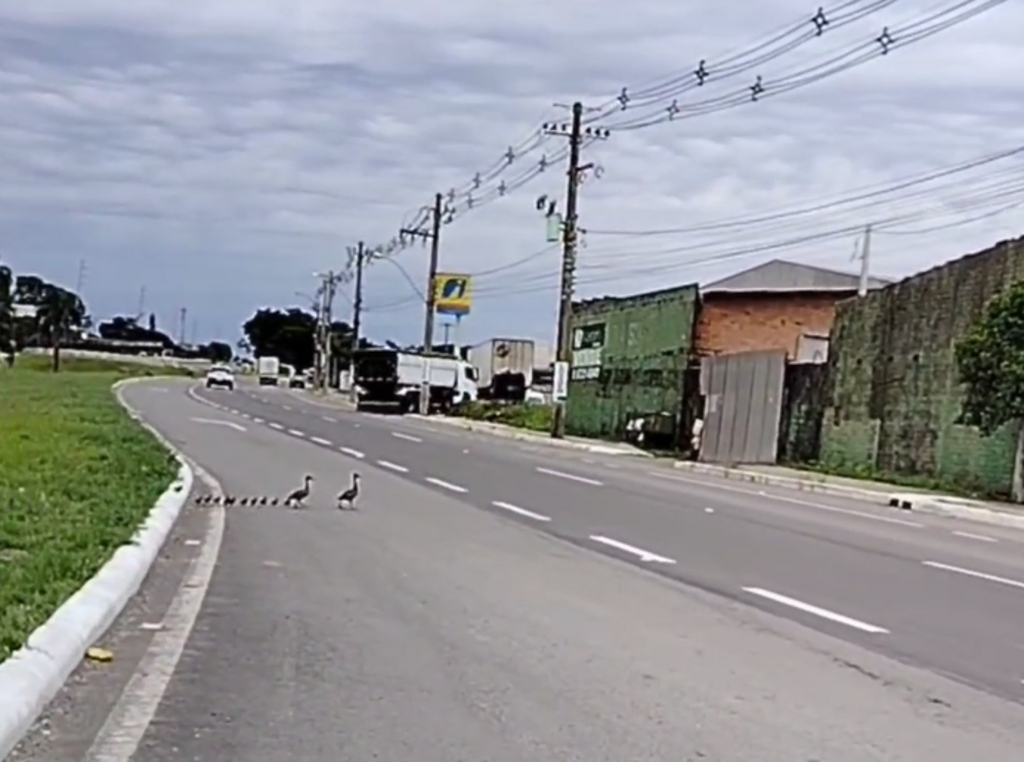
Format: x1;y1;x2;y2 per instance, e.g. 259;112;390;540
425;477;467;493
536;467;603;486
311;436;332;446
288;429;305;437
377;460;409;473
340;447;365;459
742;587;889;634
923;561;1024;590
391;432;422;443
322;416;337;423
269;422;284;430
492;501;550;522
952;531;997;543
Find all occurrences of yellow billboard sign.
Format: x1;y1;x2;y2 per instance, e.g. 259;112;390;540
434;273;472;316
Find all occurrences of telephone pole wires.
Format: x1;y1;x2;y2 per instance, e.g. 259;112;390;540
543;102;609;439
400;191;444;415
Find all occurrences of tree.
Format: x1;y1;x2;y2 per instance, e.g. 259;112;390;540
36;283;87;372
955;280;1024;435
204;341;233;363
242;308;318;370
0;264;12;366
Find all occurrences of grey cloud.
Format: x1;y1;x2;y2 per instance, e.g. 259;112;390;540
0;0;1020;344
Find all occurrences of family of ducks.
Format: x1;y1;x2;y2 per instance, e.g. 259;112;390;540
284;473;360;510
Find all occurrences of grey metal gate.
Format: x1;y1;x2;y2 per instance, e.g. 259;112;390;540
699;349;786;464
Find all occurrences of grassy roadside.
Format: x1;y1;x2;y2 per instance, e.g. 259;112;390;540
452;401;553;433
0;356;181;660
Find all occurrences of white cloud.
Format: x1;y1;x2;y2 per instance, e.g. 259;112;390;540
0;0;1020;346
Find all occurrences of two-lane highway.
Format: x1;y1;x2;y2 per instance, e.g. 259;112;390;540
198;382;1024;704
19;377;1023;762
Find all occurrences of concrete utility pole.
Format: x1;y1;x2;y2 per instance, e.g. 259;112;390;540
858;223;872;297
314;270;344;392
400;192;444;415
543;102;609;439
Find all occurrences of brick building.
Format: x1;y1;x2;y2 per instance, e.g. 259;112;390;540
695;259;890;361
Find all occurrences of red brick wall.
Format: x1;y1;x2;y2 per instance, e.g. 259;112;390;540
695;291;852;358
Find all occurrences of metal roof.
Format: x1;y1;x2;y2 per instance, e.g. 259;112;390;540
702;259;892;294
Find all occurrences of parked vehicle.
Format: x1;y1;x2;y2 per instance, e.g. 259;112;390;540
257;356;280;386
467;338;535;401
205;365;235;391
352;349;478;413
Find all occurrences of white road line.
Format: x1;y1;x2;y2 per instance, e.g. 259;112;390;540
288;429;305;437
311;436;332;446
283;405;292;410
537;467;603;486
269;422;284;430
953;530;997;543
647;472;923;527
923;561;1024;590
589;535;675;563
492;501;550;522
426;477;467;493
742;587;889;634
189;417;245;432
322;416;337;423
253;417;265;424
391;431;422;442
377;460;409;473
80;464;225;762
340;446;365;459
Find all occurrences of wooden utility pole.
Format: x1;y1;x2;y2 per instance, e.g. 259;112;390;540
400;192;444;414
857;223;872;297
349;242;365;402
351;241;365;350
543;102;611;438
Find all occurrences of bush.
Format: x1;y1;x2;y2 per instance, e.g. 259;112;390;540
0;362;179;660
455;401;553;432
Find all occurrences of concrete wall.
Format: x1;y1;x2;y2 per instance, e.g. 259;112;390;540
821;236;1024;498
695;292;849;359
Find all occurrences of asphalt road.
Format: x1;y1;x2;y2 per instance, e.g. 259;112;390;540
203;383;1024;705
21;378;1024;760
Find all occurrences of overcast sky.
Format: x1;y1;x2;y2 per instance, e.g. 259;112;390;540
0;0;1020;348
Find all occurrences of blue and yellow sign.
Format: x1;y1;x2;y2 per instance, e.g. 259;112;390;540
434;273;472;316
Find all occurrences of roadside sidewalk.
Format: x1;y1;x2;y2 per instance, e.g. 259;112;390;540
670;460;1024;530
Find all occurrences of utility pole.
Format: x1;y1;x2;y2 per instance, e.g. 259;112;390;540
543;102;608;439
857;223;872;297
178;307;187;346
349;242;365;402
400;192;444;415
314;271;343;392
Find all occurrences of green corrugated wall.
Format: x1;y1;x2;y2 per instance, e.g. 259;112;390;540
566;283;698;439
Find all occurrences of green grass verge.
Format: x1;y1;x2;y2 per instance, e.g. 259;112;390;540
454;401;553;433
0;357;180;660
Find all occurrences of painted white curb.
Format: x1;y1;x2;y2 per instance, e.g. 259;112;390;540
407;414;650;456
0;378;194;759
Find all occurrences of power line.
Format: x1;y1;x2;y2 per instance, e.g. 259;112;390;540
596;0;1007;130
393;0;1005;232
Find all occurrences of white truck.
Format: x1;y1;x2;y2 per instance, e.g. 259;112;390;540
257;356;280;386
467;338;536;400
352;348;478;413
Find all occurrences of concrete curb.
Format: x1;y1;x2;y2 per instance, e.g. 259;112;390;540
0;377;194;759
671;461;1024;529
408;414;651;457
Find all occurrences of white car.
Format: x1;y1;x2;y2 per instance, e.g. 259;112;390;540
205;365;235;391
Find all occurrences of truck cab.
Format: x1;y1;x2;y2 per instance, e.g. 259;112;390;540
352;349;478;413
